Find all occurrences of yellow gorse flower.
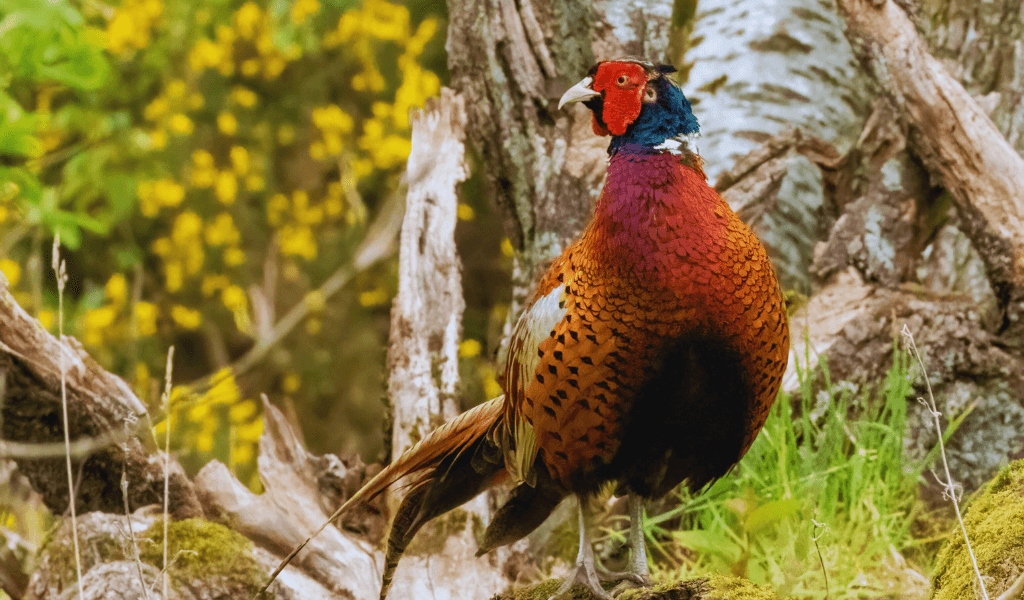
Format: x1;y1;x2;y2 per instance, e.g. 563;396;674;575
291;0;321;25
106;0;163;54
171;304;202;329
0;259;21;287
215;171;238;204
204;212;240;246
105;274;128;305
233;3;264;40
135;301;158;336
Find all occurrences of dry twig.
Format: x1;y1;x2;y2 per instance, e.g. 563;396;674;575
160;347;174;600
902;325;988;600
54;235;84;600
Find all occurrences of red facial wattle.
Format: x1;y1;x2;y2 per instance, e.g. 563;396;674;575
591;62;648;136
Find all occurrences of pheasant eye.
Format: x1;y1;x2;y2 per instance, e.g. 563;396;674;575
616;75;629;87
643;85;657;103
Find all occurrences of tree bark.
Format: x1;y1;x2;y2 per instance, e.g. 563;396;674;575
447;0;682;327
838;0;1024;339
386;88;470;459
784;0;1024;491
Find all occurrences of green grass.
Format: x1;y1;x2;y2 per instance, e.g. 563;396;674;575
609;342;944;599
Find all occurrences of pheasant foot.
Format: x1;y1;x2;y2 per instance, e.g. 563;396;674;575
608;572;652;596
549;497;613;600
607;493;653;595
548;560;614;600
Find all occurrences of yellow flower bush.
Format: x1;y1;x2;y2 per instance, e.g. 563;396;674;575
3;0;444;491
107;0;163;54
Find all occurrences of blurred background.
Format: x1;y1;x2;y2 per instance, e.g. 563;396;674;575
0;0;512;492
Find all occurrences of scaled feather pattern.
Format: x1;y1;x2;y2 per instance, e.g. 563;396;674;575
333;59;790;600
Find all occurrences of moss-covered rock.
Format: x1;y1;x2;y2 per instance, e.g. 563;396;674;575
139;518;267;596
931;459;1024;599
27;511;271;600
28;512;134;599
492;575;786;600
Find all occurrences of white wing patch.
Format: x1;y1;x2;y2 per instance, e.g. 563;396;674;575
506;283;569;484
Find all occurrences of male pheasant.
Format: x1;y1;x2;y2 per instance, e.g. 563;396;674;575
326;59;789;600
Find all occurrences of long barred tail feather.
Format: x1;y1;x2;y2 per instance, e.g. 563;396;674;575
255;396;507;599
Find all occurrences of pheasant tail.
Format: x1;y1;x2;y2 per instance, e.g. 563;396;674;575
339;396;506;600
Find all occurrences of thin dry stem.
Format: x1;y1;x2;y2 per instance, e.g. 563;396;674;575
161;347;175;600
902;325;988;600
0;429;133;460
54;235;83;600
811;516;830;599
121;414;150;600
147;549;198;596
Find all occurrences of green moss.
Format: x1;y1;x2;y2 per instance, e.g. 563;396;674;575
704;575;787;599
494;575;785;600
932;459;1024;599
405;508;469;556
40;530;122;593
139;518;267;596
498;578;594;600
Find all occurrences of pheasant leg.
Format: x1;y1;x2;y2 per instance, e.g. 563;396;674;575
549;499;613;600
606;494;653;593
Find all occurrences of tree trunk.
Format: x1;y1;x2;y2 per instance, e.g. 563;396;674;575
447;0;681;333
688;0;872;291
382;89;512;599
838;0;1024;336
792;0;1024;490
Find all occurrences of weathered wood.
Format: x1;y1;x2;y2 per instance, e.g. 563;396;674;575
387;88;470;458
921;0;1024;158
384;88;512;600
838;0;1024;338
194;399;379;598
0;272;202;519
786;266;1024;489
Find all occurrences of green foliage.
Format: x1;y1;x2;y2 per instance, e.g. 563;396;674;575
0;0;449;497
0;0;109;89
622;345;933;598
0;0;123;249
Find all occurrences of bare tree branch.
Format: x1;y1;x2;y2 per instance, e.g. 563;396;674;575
838;0;1024;336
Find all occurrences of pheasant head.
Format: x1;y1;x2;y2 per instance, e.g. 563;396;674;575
559;60;700;155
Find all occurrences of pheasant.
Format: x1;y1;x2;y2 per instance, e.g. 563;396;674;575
321;59;789;600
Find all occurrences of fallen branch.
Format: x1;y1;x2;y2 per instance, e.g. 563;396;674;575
0;254;202;519
838;0;1024;335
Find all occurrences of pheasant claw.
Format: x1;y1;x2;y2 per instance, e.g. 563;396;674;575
547;562;614;600
549;498;614;600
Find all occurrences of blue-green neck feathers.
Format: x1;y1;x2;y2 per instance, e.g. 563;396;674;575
606;76;699;155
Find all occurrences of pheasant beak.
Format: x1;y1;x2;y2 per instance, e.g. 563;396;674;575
558;77;600;109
